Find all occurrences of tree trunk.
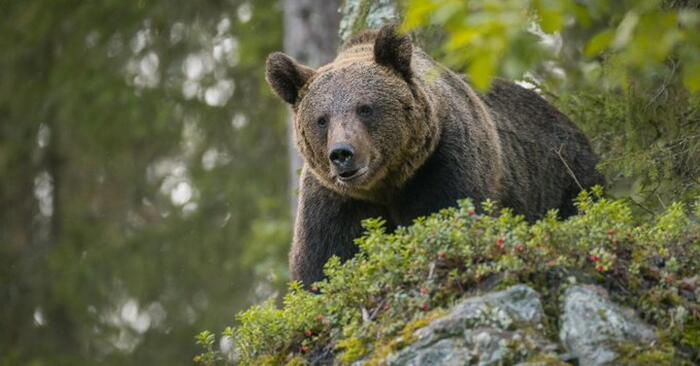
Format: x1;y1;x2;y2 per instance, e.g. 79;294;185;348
338;0;400;43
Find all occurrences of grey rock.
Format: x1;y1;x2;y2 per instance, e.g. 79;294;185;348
559;285;658;366
386;285;557;366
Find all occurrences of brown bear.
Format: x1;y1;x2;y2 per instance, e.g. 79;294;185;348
266;24;604;286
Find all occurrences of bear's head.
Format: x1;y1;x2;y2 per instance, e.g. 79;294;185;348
265;24;439;201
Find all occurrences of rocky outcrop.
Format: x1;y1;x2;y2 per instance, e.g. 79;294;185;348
385;285;555;365
371;284;660;366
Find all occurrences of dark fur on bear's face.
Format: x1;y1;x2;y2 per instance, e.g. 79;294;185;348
266;25;438;202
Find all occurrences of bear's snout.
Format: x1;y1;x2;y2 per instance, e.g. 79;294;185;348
326;118;373;183
329;143;355;169
329;143;366;181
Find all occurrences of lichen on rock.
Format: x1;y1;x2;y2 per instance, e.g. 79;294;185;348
559;285;658;366
383;285;558;365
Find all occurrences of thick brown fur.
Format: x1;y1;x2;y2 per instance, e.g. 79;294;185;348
266;24;604;286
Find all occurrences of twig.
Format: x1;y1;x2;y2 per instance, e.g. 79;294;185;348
361;307;370;323
645;59;678;110
553;144;584;191
656;194;667;210
627;197;656;217
362;298;388;324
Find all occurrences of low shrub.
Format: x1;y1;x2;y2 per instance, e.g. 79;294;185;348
196;188;700;365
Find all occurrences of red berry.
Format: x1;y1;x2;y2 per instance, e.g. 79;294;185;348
422;303;430;312
305;330;313;338
301;346;308;354
596;265;605;272
590;255;600;262
496;238;505;249
516;244;525;253
468;210;476;217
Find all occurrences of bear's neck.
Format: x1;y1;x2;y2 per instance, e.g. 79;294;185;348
382;56;504;221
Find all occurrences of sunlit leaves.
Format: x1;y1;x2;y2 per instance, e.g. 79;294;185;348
533;0;567;33
585;29;614;57
404;0;700;93
683;61;700;92
405;0;546;90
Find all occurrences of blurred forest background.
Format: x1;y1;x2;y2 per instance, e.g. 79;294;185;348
1;0;309;364
1;0;699;365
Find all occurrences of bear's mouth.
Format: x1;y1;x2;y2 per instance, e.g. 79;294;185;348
337;167;368;182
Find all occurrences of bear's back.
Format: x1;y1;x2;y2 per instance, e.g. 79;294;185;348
483;80;604;219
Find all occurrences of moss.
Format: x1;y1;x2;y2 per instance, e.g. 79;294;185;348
364;309;446;366
351;1;371;37
285;356;308;366
680;324;700;357
597;308;609;322
525;353;571;366
672;319;700;362
255;355;287;365
336;337;369;364
339;0;374;43
616;342;692;365
616;325;700;365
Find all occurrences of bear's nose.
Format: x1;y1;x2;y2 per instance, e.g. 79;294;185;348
329;143;355;168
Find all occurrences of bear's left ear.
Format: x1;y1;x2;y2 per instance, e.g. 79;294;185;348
266;52;316;105
374;24;412;81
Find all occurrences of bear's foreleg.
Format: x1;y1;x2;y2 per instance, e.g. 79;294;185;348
290;172;388;287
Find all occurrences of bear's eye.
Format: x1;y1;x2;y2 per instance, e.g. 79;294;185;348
316;117;328;128
357;105;373;117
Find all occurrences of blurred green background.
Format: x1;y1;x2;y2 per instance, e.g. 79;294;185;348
1;1;295;364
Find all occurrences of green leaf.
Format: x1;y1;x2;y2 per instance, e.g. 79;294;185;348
469;53;497;91
612;11;639;49
535;0;565;33
585;29;615;57
539;8;564;33
682;61;700;92
448;29;480;50
403;1;439;31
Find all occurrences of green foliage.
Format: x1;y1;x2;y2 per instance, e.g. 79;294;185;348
197;190;700;365
0;1;290;364
403;0;700;93
557;82;700;214
193;331;219;366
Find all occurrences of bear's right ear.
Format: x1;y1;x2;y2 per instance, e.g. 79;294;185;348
265;52;316;105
